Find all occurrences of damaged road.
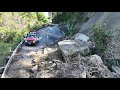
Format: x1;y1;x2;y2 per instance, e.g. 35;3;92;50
4;44;65;78
2;24;119;78
3;33;119;78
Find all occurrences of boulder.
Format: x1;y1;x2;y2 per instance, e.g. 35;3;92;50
74;33;89;42
89;54;103;65
58;40;90;62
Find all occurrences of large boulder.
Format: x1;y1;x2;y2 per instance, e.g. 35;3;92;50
78;55;116;78
58;40;90;62
37;25;65;46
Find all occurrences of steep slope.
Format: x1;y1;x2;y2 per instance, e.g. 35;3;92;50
80;12;120;60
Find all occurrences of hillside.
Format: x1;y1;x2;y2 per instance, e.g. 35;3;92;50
1;12;120;78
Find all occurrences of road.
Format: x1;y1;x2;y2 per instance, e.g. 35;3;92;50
3;42;64;78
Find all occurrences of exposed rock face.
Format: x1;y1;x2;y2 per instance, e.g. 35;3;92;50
80;12;120;59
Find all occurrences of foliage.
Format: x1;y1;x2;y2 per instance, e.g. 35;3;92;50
91;23;111;58
52;12;82;36
103;59;120;71
0;12;49;67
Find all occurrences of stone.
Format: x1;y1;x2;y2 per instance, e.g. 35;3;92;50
74;33;89;42
31;65;38;71
80;71;86;78
51;63;56;68
89;54;103;65
33;58;41;65
58;40;90;62
49;61;53;64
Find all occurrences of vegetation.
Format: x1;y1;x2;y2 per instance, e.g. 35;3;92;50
91;23;111;58
103;59;120;71
0;12;49;67
52;12;84;36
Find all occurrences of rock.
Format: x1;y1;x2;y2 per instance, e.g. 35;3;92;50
44;47;57;54
51;63;56;68
89;54;103;65
74;33;89;42
77;54;115;78
58;40;79;62
53;59;63;63
86;41;95;48
80;71;86;78
31;65;38;71
41;61;46;64
19;70;30;78
49;61;53;64
33;58;41;65
58;40;90;62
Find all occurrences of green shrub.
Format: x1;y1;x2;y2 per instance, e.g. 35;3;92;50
91;23;111;58
103;59;120;71
64;22;77;36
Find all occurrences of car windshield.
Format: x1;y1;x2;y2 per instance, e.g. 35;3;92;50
27;34;36;38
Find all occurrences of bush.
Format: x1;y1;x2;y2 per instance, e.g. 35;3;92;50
103;59;120;71
64;22;77;36
91;23;111;58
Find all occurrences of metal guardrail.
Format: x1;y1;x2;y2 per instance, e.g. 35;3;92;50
1;40;24;78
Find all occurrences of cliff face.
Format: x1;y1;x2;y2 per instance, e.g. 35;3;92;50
80;12;120;59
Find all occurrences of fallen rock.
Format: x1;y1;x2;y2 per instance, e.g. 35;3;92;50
74;33;89;42
49;61;53;64
33;57;41;65
51;63;56;68
80;71;86;78
58;40;90;62
44;47;57;54
89;54;103;65
31;65;38;71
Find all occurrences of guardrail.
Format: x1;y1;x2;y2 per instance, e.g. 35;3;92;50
1;40;24;78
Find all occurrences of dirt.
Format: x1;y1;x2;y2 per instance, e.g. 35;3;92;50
3;37;117;78
5;44;66;78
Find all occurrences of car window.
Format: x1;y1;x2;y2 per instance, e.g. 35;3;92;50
27;34;36;38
